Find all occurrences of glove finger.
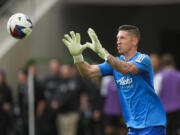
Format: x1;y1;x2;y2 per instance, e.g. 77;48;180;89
88;29;102;49
88;28;96;34
62;39;70;48
70;31;76;41
88;28;99;43
91;34;99;43
64;34;73;42
76;33;81;44
87;28;95;43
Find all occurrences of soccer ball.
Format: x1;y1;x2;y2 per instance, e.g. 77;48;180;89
7;13;32;39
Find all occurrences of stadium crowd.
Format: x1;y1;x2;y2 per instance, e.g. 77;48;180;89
0;53;180;135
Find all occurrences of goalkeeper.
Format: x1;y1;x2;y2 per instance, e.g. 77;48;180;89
62;25;166;135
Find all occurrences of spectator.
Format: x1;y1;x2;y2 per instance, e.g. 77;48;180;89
25;59;46;120
87;76;104;135
0;69;13;135
55;64;85;135
156;54;180;135
17;69;29;135
17;67;45;135
42;59;62;135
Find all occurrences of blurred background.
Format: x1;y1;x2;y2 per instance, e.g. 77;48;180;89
0;0;180;135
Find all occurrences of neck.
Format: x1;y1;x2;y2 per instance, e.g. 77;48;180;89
124;49;137;61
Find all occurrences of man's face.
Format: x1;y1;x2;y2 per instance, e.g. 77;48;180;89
18;71;27;84
50;61;60;75
116;30;137;54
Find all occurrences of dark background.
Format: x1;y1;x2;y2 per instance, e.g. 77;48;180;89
60;3;180;68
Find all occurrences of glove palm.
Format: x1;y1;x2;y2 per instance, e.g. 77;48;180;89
62;31;87;56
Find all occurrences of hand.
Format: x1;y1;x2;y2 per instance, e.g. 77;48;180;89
86;28;109;61
62;31;87;56
86;28;102;53
92;110;101;121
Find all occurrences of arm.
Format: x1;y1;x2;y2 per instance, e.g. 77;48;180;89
107;54;138;74
76;61;102;78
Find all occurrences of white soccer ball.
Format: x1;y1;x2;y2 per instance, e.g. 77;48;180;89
7;13;32;39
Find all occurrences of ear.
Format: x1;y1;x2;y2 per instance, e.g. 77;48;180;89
133;37;138;46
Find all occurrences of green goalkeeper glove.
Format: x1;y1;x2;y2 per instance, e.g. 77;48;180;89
62;31;87;63
86;28;109;61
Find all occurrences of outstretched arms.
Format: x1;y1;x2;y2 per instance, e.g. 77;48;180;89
62;28;138;78
62;31;102;78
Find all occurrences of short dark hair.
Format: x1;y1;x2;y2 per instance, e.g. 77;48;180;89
118;25;140;41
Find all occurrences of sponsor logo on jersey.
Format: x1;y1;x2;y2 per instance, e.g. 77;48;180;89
116;77;133;85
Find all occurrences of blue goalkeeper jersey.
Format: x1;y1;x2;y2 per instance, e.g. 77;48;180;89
98;52;166;128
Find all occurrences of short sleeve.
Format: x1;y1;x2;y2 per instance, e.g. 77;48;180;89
132;54;152;73
98;62;113;76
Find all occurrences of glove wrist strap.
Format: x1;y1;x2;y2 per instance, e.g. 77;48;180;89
73;54;84;63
